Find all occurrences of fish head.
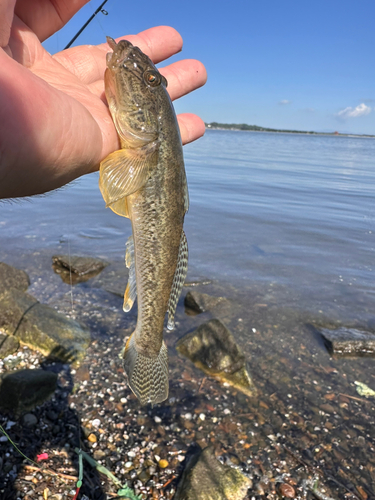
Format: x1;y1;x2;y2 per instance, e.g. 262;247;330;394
104;37;168;147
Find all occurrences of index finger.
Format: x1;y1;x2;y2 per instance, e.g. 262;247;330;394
54;26;184;85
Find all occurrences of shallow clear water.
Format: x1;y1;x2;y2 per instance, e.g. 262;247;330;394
1;129;375;324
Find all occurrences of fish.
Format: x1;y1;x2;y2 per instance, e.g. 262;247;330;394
99;37;189;405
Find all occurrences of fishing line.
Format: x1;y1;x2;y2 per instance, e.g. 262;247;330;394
67;236;74;315
88;0;108;37
64;0;109;49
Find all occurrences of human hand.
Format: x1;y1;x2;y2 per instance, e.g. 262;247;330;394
0;1;207;199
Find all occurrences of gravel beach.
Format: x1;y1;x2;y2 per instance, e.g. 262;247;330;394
1;253;375;500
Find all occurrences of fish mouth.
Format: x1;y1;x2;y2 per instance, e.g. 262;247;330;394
105;37;149;78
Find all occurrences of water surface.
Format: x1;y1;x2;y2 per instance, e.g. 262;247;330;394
1;130;374;324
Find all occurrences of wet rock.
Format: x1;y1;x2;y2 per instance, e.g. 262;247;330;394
0;369;57;415
0;287;88;362
176;319;256;397
174;445;252;500
52;255;108;284
90;262;128;297
184;291;226;314
0;262;30;296
15;302;90;364
0;333;19;357
320;327;375;357
0;289;38;336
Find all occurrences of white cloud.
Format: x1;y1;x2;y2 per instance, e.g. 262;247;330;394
279;99;291;105
337;103;371;119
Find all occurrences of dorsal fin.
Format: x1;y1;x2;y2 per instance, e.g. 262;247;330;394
123;234;137;312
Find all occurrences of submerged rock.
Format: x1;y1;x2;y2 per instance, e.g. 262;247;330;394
15;302;90;363
0;369;57;415
176;319;256;396
320;327;375;357
52;255;108;284
0;289;38;336
184;291;227;314
0;288;90;363
0;333;19;358
0;262;30;296
89;262;128;297
174;445;252;500
0;289;90;362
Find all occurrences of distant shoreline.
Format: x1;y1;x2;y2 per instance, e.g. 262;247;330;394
205;122;375;139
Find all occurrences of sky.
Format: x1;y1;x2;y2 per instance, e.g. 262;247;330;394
43;0;375;135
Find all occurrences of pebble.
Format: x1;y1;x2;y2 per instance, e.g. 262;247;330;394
23;414;38;427
91;418;101;428
87;433;97;443
154;416;162;423
93;450;106;460
278;482;296;498
46;410;58;421
158;459;169;468
138;469;151;483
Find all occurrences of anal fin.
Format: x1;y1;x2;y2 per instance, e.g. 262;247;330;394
167;230;188;330
123;234;136;312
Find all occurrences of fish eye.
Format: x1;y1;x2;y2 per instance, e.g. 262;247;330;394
144;70;161;87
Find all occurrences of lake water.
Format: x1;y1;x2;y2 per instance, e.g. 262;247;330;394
1;129;375;326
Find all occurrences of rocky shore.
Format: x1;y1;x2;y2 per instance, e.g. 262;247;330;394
0;255;375;500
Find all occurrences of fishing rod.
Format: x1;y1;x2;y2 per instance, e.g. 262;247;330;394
64;0;109;50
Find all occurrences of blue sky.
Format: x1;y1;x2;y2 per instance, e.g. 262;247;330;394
43;0;375;135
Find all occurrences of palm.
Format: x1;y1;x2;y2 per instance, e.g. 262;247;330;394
0;1;206;198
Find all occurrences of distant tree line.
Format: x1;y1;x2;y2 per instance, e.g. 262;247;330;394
205;122;317;134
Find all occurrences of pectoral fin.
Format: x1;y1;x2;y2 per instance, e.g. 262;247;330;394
99;141;159;214
167;230;188;330
123;234;137;312
107;196;130;218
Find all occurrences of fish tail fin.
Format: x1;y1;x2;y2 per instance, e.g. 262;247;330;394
123;333;169;405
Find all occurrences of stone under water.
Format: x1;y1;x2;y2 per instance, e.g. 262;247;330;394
176;318;256;397
52;255;108;284
320;327;375;357
0;262;30;295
